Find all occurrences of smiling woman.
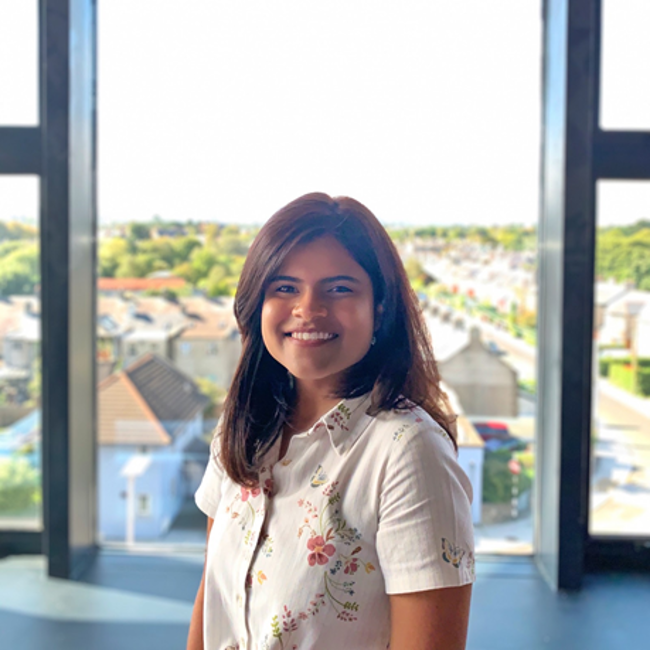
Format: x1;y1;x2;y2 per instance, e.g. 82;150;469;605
261;236;377;395
187;193;474;650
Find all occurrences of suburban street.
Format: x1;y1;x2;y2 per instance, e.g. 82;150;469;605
426;305;650;549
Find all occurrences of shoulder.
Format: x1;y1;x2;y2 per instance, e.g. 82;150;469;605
371;404;456;456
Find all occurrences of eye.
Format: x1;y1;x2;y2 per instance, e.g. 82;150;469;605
275;284;297;294
329;285;353;294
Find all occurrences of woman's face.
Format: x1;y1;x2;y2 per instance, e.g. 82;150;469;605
261;235;376;393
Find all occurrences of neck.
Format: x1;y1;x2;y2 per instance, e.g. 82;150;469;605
289;379;341;431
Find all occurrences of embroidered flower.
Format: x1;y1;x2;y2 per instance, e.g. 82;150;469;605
307;535;336;566
241;485;261;502
263;478;274;497
344;558;359;575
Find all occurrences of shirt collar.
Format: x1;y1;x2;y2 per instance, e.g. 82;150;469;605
312;392;374;456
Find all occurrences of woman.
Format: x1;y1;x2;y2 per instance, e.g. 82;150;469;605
187;193;475;650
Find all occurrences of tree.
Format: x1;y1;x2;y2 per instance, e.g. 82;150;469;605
0;240;26;259
204;223;220;246
0;221;37;241
172;261;194;283
195;377;227;418
98;238;129;277
26;357;41;407
0;244;39;295
127;222;151;241
0;457;40;514
190;247;220;283
216;233;249;256
202;264;232;297
114;255;150;278
404;257;433;293
171;236;202;265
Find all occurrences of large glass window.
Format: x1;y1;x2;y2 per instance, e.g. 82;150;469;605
98;0;541;553
590;180;650;537
600;0;650;131
0;1;38;125
0;176;41;531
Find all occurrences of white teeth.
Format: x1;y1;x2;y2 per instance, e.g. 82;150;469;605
291;332;336;341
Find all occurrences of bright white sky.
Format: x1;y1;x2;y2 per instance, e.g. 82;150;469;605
0;0;649;227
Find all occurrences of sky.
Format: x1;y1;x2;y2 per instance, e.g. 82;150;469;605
1;0;649;227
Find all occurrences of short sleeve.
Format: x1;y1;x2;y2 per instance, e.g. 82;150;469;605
194;418;225;519
376;418;475;594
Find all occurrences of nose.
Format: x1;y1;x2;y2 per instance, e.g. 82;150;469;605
292;289;327;321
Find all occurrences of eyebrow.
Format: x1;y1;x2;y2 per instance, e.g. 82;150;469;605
268;274;362;284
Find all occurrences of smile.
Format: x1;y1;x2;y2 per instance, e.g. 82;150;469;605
286;332;338;341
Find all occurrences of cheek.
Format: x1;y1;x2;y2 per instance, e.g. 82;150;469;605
342;300;375;337
260;300;285;344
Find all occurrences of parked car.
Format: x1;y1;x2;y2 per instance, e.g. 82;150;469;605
486;340;506;356
472;421;527;452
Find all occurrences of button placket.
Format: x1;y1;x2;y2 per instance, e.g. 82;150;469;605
241;471;272;647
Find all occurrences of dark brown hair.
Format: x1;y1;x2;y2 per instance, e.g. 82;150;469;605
220;192;457;486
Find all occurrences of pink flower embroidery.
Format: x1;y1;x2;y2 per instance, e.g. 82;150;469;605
241;485;261;502
344;558;359;575
263;478;274;497
307;535;335;566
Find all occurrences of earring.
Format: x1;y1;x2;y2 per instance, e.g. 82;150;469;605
371;336;376;346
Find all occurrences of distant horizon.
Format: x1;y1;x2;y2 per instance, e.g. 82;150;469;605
6;212;650;233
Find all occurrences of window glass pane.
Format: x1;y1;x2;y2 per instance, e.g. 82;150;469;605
600;0;650;130
0;176;41;531
590;181;650;537
0;1;39;125
98;0;541;554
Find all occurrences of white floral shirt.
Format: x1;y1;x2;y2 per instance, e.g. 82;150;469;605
195;394;475;650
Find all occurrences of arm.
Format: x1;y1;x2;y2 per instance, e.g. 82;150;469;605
186;516;214;650
389;584;472;650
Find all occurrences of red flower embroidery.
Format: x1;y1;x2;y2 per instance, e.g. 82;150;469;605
344;558;359;575
241;485;261;502
263;478;274;497
307;535;335;566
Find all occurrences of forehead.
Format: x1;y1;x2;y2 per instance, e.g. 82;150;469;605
277;236;368;279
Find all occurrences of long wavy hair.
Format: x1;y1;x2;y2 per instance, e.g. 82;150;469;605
220;192;457;486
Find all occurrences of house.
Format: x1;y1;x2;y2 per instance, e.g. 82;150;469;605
594;279;631;332
98;353;208;541
444;383;485;525
117;298;189;368
0;297;40;368
637;301;650;358
173;296;241;389
150;226;187;239
0;305;40;404
438;326;519;417
599;289;650;349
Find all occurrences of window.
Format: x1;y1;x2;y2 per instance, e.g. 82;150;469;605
98;0;541;554
137;494;152;517
0;1;38;125
600;0;650;130
0;176;41;531
590;181;650;537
